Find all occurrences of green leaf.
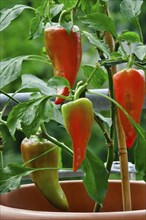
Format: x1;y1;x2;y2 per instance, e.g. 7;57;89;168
52;104;64;125
109;52;122;60
82;149;108;204
0;160;62;193
82;65;107;88
29;16;44;40
119;31;141;43
7;98;53;138
0;4;32;31
0;124;15;149
0;55;49;89
135;129;146;181
0;163;33;193
50;4;64;18
48;76;71;91
0;56;29;89
20;74;56;96
58;0;76;9
120;0;143;21
83;31;110;57
81;0;102;14
134;44;146;60
91;2;107;13
81;12;118;38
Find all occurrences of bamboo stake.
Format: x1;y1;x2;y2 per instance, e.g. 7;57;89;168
116;113;132;211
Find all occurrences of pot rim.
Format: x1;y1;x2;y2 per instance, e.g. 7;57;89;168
0;204;146;220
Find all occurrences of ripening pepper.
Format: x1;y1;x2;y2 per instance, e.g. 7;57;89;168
62;98;94;172
113;69;145;148
21;136;69;211
44;25;82;104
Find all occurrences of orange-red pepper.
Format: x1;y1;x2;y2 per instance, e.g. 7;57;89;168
62;98;94;171
113;68;145;148
44;25;82;104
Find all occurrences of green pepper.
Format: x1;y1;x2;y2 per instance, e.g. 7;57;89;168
21;136;69;211
62;98;94;172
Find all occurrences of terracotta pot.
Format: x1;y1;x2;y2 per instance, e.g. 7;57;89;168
0;180;146;220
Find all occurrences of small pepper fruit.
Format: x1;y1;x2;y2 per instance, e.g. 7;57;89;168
61;98;94;172
113;68;145;148
21;136;69;211
44;25;82;104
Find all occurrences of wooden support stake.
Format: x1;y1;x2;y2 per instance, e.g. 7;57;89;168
116;113;132;211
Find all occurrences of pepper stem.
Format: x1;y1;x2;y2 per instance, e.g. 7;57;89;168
74;64;100;100
126;54;135;69
74;83;88;100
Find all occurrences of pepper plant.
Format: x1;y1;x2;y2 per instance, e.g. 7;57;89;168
0;0;146;212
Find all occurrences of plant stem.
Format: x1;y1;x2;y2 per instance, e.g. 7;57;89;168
94;114;112;144
59;0;81;24
59;10;70;24
23;145;58;166
99;58;127;67
86;64;100;84
0;90;20;117
71;0;81;25
94;113;114;174
0;90;20;104
93;202;102;212
134;62;146;71
103;16;116;175
0;151;4;169
103;66;115;175
126;54;134;69
0;138;4;169
135;17;144;43
44;0;52;24
41;124;73;156
116;113;132;211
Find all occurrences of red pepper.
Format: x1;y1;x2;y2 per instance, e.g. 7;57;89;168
113;69;145;148
61;98;94;171
44;26;82;104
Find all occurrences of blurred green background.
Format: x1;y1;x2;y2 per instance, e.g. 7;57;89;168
0;0;146;177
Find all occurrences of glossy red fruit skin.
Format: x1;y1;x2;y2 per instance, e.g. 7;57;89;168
62;98;94;171
44;26;82;104
113;69;145;148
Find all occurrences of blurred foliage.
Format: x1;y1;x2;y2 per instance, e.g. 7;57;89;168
0;0;146;171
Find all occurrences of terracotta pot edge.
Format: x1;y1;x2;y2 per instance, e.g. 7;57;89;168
9;179;146;190
0;204;146;215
